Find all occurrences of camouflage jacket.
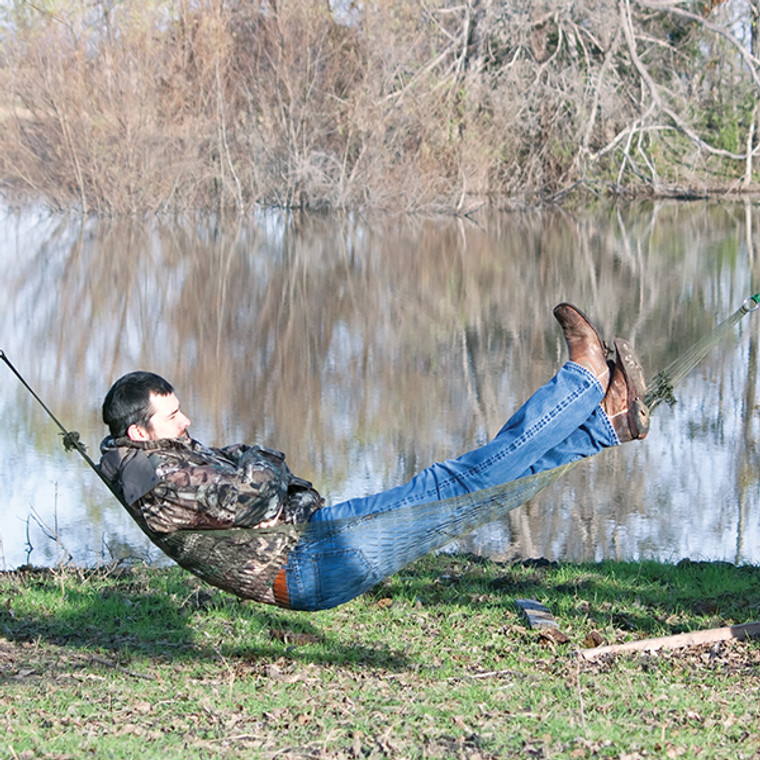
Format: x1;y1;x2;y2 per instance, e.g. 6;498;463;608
99;435;322;534
98;436;323;605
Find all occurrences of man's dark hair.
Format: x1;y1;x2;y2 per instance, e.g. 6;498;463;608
102;371;174;438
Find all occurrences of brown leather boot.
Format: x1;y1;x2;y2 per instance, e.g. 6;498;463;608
602;338;650;442
553;303;611;387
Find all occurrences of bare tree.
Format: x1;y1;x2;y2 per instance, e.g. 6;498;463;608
1;0;760;213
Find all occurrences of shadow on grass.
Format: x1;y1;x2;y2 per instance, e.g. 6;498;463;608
382;553;760;636
3;556;759;675
0;565;411;671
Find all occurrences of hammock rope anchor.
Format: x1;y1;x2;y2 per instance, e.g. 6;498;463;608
643;293;760;412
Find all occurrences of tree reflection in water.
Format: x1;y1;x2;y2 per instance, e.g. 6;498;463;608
1;202;758;570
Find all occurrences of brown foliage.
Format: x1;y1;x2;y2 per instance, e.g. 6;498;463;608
0;0;758;214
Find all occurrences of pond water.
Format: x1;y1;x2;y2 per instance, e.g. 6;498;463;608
1;201;759;571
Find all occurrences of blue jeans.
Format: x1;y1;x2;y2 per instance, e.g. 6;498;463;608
284;362;618;610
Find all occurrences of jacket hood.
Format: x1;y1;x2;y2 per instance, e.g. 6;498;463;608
99;436;161;506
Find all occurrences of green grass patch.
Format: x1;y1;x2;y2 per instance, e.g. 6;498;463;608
1;556;760;759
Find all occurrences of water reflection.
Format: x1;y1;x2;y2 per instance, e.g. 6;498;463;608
1;202;758;570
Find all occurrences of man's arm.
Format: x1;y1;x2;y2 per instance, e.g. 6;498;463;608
137;454;288;534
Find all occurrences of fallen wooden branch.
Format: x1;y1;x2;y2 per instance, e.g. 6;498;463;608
577;620;760;661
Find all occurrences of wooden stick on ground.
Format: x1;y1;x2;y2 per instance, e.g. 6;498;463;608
577;621;760;661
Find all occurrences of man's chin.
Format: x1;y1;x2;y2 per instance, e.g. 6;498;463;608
156;432;190;442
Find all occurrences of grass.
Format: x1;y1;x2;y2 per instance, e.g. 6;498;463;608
2;555;760;759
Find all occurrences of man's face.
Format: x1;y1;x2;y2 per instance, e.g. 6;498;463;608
128;392;191;441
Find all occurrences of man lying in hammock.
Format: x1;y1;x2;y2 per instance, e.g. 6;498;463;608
99;304;650;611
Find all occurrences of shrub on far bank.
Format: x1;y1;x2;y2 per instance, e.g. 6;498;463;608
0;0;757;215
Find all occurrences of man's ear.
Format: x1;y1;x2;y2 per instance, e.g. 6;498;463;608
127;423;151;441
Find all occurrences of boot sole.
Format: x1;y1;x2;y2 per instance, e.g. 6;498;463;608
613;338;650;439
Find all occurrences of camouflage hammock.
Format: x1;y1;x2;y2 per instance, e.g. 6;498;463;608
3;295;758;605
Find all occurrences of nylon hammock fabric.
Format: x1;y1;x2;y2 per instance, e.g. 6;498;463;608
157;461;577;602
145;295;760;603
